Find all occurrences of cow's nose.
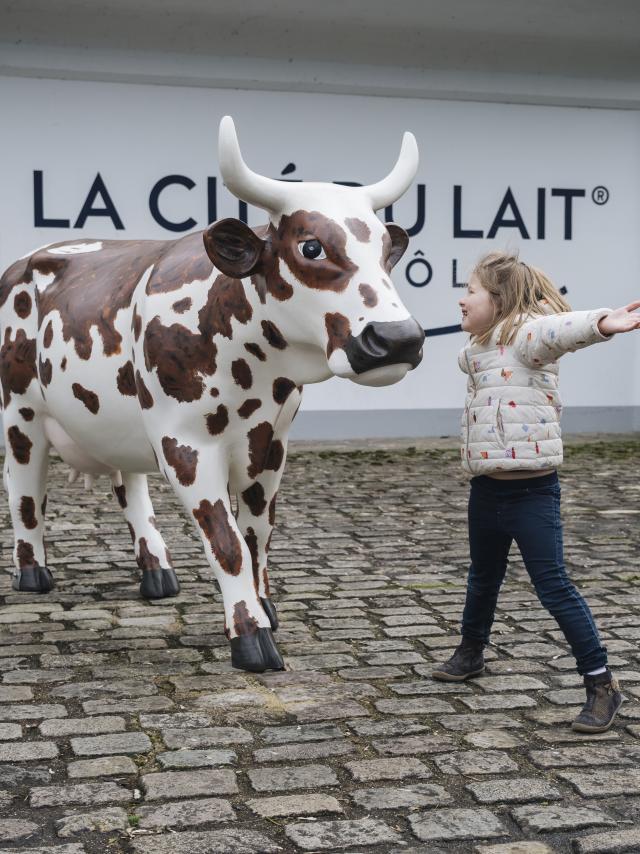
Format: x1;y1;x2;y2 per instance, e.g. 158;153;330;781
344;318;425;374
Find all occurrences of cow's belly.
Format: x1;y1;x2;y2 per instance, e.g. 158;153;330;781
43;393;157;474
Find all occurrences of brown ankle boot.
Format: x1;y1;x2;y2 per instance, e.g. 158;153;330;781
571;668;624;733
431;636;485;682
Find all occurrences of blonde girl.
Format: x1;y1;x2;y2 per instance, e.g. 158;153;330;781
432;251;640;733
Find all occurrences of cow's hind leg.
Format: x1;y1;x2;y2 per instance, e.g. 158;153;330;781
3;412;53;593
114;472;180;599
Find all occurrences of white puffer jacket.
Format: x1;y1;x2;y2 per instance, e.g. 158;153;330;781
459;308;612;476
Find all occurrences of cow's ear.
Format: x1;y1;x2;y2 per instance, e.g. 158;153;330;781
203;218;265;277
385;223;409;269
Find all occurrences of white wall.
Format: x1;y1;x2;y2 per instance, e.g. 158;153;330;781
1;75;639;435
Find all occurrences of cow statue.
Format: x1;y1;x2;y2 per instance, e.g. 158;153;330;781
0;116;424;672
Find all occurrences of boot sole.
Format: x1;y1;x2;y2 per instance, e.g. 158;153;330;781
431;666;485;682
571;698;624;733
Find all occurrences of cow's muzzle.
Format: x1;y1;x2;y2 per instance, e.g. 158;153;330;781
344;318;425;375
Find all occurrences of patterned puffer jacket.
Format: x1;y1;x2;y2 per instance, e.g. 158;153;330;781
458;308;612;476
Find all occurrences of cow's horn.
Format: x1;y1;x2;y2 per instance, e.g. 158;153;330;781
218;116;288;212
361;132;419;211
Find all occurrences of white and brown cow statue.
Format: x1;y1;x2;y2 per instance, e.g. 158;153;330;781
0;116;424;672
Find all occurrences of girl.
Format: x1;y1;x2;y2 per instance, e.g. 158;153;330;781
432;251;640;733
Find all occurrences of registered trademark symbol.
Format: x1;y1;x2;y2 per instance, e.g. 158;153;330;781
592;186;609;205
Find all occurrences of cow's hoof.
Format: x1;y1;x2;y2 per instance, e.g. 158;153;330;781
230;628;285;673
260;597;278;631
140;567;181;599
258;626;285;670
12;567;55;593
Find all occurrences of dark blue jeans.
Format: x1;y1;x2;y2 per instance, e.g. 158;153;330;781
462;471;608;675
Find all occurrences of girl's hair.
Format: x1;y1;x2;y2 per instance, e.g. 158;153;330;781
471;250;572;346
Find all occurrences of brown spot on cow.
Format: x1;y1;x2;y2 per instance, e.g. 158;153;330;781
265;211;357;294
146;234;213;295
144;316;217;402
247;421;285;480
116;361;137;396
241;482;267;516
345;217;371;243
8;425;32;464
210;387;219;397
198;274;253;340
16;539;37;568
132;306;143;342
14;291;32;319
358;283;379;308
135;371;154;409
19;407;34;422
193;499;243;576
245;342;267;362
0;258;32;312
38;355;52;387
233;600;259;636
161;436;199;486
238;398;261;419
43;320;54;348
273;377;296;405
245;527;260;595
0;328;37;407
34;239;167;360
60;356;67;371
137;537;161;571
114;484;127;508
72;383;100;414
250;274;267;305
20;496;37;530
172;297;192;314
261;320;287;350
206;404;229;436
325;312;352;358
231;359;252;390
268;495;277;526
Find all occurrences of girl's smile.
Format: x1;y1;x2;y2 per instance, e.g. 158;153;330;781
459;274;496;336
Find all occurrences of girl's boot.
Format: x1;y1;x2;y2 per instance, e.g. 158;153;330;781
571;668;624;733
431;636;485;682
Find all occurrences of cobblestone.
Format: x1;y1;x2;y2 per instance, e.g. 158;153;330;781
142;768;238;799
511;803;617;832
136;796;236;828
284;816;400;850
1;438;639;852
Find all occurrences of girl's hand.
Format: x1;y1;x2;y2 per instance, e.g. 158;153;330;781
598;301;640;335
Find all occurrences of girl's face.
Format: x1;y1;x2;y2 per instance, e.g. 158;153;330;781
459;275;496;335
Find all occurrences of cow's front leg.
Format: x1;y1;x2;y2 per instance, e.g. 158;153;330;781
114;472;180;599
160;446;284;673
235;459;288;633
3;413;54;593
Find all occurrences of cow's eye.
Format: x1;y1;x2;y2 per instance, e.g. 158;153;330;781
298;239;326;260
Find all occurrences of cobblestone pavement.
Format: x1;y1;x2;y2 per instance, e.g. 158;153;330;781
1;435;640;854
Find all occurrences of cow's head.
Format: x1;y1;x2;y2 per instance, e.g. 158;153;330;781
204;116;424;387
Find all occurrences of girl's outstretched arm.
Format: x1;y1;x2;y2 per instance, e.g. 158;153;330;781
515;308;614;367
598;301;640;335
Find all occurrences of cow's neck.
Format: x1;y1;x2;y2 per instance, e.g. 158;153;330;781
239;273;331;387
